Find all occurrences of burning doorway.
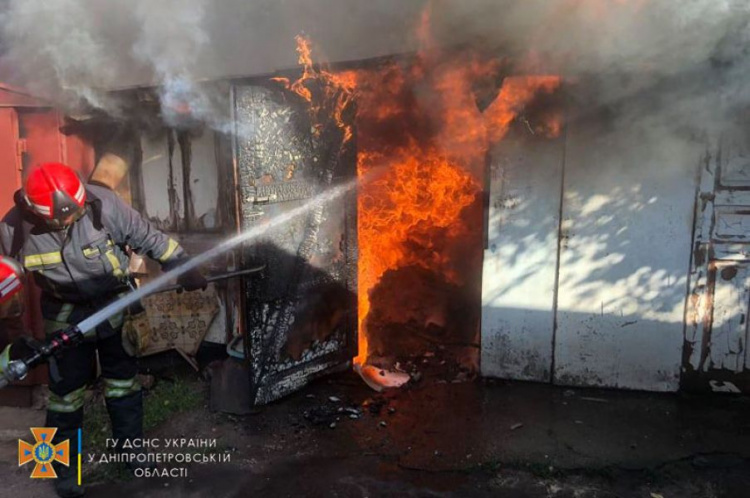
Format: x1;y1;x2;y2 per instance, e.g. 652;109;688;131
230;29;562;399
232;8;565;398
335;19;562;387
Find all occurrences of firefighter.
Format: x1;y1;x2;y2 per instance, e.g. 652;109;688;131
0;255;28;378
0;162;207;498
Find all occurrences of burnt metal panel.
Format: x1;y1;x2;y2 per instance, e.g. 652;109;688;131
139;128;226;233
233;84;357;406
708;262;750;373
684;134;750;392
140;130;185;232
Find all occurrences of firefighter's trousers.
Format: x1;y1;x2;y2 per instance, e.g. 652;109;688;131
44;318;142;478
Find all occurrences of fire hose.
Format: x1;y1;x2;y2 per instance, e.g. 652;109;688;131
0;266;265;389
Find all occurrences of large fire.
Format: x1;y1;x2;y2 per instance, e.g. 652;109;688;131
276;10;562;368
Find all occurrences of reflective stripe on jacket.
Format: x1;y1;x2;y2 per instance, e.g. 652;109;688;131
0;184;186;321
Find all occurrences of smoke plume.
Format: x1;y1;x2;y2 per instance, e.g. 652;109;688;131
0;0;748;137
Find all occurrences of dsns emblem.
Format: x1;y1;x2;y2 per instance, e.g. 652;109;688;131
18;428;70;478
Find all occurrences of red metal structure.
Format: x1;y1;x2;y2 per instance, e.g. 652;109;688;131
0;83;95;406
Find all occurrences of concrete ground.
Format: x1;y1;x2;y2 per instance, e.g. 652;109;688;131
1;373;749;497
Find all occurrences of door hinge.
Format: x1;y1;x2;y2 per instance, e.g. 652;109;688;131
16;138;27;158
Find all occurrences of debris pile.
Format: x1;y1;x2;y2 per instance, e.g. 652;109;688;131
356;346;477;392
302;392;398;430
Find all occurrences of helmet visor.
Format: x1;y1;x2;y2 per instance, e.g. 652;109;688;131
45;204;86;229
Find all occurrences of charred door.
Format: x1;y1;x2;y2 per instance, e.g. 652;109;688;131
233;84;357;405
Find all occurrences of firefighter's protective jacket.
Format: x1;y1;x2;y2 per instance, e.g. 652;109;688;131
0;184;186;324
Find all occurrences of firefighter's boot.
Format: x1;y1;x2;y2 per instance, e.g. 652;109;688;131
46;406;84;498
104;383;154;472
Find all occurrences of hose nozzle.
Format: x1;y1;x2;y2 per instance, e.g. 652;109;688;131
0;360;29;388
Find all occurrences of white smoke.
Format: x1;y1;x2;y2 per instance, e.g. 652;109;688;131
0;0;748;137
431;0;750;137
131;0;210;124
0;0;122;109
0;0;217;126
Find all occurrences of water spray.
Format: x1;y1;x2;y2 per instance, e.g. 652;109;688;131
0;180;356;389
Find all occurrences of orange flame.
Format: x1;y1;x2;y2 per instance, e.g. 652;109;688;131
275;17;562;366
347;57;561;365
274;35;355;142
485;76;563;142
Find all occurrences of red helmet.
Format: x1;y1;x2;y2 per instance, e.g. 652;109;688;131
24;162;86;229
0;256;23;304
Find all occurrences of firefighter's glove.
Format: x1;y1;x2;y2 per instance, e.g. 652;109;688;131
0;345;10;377
177;267;208;293
0;338;32;377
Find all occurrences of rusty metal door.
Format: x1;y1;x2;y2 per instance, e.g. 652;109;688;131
0;107;38;406
685;135;750;391
0;107;97;404
232;84;357;405
0;108;22;214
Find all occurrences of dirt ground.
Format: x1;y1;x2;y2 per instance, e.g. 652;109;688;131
1;371;750;498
